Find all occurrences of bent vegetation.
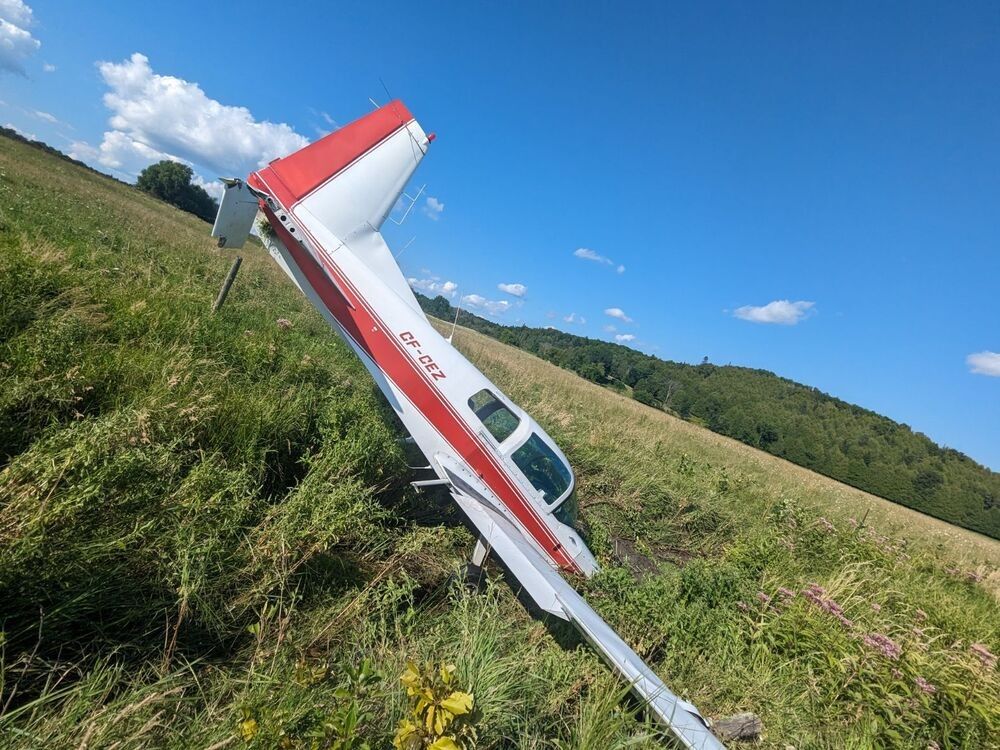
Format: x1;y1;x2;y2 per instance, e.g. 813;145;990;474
0;133;998;749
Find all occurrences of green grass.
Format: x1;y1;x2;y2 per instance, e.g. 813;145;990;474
0;133;998;749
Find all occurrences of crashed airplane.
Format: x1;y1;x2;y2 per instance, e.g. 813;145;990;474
211;100;725;750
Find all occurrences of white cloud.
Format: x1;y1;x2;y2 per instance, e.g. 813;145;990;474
191;172;224;200
4;121;34;139
604;307;633;323
733;299;815;325
563;312;586;324
423;195;444;220
71;129;176;176
70;53;308;181
574;247;625;273
0;0;32;27
462;293;510;316
408;277;458;298
615;334;636;343
32;109;57;123
498;282;526;297
0;1;40;76
41;61;53;72
602;324;616;333
967;351;1000;377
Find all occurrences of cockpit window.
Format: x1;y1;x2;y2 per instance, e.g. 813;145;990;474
512;433;572;504
468;389;520;443
553;491;579;526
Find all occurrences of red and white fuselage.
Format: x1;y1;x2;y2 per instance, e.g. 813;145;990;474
219;101;596;577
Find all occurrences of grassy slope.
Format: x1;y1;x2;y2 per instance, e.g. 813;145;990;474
0;134;998;749
417;296;1000;541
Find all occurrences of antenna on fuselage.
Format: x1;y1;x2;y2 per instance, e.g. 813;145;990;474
394;236;416;259
447;302;461;344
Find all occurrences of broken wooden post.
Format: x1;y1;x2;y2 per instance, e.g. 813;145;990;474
212;256;242;313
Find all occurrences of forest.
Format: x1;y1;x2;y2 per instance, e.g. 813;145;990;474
419;294;1000;540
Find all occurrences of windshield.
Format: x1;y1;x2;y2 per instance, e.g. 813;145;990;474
512;433;572;504
552;491;579;526
468;389;520;443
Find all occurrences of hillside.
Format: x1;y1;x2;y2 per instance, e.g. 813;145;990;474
419;295;1000;540
0;132;998;749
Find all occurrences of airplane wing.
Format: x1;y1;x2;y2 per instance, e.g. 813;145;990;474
435;454;724;750
250;101;431;318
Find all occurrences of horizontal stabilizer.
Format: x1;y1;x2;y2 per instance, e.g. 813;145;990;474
211;179;259;249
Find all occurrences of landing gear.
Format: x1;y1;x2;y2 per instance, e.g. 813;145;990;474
460;538;490;591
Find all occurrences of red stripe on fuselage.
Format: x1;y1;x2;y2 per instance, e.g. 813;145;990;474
260;204;580;573
264;100;415;202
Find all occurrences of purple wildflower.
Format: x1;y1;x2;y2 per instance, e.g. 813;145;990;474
863;633;902;661
801;584;853;629
871;602;882;613
847;517;859;529
914;676;937;695
757;591;772;606
970;643;997;668
736;601;749;612
777;587;795;600
815;517;836;534
965;570;984;583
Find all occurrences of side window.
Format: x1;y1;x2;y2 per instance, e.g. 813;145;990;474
512;433;573;504
468;389;520;443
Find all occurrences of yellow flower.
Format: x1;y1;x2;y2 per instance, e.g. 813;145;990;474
239;717;258;742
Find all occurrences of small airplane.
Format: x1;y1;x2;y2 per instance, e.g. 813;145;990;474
211;101;725;750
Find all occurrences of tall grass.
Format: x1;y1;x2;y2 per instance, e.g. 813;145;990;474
0;134;997;748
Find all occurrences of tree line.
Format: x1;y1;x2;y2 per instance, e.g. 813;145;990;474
418;293;1000;540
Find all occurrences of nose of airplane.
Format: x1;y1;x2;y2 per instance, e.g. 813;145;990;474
568;532;600;576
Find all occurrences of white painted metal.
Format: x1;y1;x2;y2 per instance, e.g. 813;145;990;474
210;179;259;248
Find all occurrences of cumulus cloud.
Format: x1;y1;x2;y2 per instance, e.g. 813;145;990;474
423;196;444;220
967;351;1000;377
408;277;458;298
462;293;510;316
41;61;53;72
563;312;586;324
497;282;526;297
733;299;815;325
69;53;308;181
0;1;40;76
604;307;633;323
574;247;625;273
615;334;636;343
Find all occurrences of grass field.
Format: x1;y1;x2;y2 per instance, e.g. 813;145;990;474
1;133;998;749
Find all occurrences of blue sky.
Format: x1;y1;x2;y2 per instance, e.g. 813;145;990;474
3;1;998;469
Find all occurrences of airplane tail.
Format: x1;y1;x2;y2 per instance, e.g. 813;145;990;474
249;101;433;239
211;101;433;250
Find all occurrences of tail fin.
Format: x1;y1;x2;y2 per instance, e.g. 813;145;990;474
249;101;432;240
